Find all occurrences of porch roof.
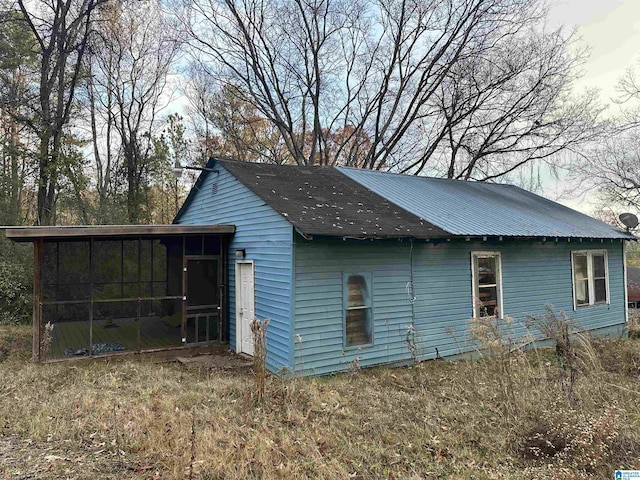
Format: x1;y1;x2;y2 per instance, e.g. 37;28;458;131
2;224;235;242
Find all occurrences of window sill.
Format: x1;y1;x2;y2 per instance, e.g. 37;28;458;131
575;302;610;308
343;342;374;350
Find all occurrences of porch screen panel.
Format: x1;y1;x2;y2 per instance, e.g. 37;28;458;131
41;241;91;359
138;239;183;350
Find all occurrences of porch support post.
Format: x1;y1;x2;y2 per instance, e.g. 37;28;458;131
32;238;43;362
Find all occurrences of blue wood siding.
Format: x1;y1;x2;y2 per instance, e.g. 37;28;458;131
175;162;294;372
293;237;626;375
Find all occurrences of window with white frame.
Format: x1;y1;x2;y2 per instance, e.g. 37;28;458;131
571;250;608;307
343;273;373;347
472;252;503;318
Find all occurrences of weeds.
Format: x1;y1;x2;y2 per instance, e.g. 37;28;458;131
250;317;270;403
40;321;54;360
526;306;601;402
469;315;523;414
520;408;621;474
0;324;639;479
629;310;640;339
405;325;419;363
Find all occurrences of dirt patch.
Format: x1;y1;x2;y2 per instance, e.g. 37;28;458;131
0;325;31;362
0;435;154;479
175;351;253;373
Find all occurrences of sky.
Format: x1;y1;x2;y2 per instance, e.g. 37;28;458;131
546;0;640;215
549;0;640;102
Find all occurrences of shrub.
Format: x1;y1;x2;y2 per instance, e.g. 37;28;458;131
0;236;32;324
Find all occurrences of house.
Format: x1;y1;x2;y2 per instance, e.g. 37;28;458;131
628;266;640;309
3;159;635;374
172;159;635;375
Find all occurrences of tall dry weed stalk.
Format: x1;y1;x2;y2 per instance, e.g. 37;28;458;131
250;317;270;403
469;315;521;412
628;310;640;339
526;306;601;403
40;321;54;360
405;325;419;363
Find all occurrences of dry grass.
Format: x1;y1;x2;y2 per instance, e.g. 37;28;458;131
1;324;639;479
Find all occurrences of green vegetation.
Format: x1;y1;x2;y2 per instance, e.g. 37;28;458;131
0;236;32;324
0;323;639;479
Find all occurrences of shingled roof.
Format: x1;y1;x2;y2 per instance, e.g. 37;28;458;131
216;160;449;239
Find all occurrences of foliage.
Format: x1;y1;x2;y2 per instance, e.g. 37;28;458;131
250;317;270;404
0;236;31;324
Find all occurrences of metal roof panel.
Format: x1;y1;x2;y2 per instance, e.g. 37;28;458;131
338;167;634;239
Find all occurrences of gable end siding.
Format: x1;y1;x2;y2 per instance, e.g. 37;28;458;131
175;163;294;372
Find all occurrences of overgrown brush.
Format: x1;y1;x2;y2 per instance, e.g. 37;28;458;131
250;317;270;403
526;305;601;402
1;323;639;479
468;314;532;415
0;236;32;325
629;310;640;339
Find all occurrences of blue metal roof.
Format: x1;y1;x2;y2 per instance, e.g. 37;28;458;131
338;167;634;239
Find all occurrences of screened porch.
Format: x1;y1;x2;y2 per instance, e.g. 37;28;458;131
4;225;235;361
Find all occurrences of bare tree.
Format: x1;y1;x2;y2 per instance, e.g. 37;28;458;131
13;0;107;225
422;28;602;181
570;58;640;212
177;0;602;180
184;73;285;163
84;0;182;223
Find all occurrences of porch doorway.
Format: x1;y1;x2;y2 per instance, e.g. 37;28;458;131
184;257;222;344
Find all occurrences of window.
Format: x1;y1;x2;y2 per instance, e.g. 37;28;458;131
343;273;373;347
571;251;608;308
472;252;503;318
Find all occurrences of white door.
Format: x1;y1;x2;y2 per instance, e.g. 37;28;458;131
237;262;255;356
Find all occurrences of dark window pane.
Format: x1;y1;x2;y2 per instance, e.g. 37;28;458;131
152;240;167;282
594;278;607;303
122;240;139;282
140;240;152;282
42;242;57;286
93;283;121;301
42;241;90;302
94;241;122;283
575;279;589;306
165;238;183;296
187;259;219;307
186;236;202;255
573;254;588;279
203;236;221;255
593;254;606;278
